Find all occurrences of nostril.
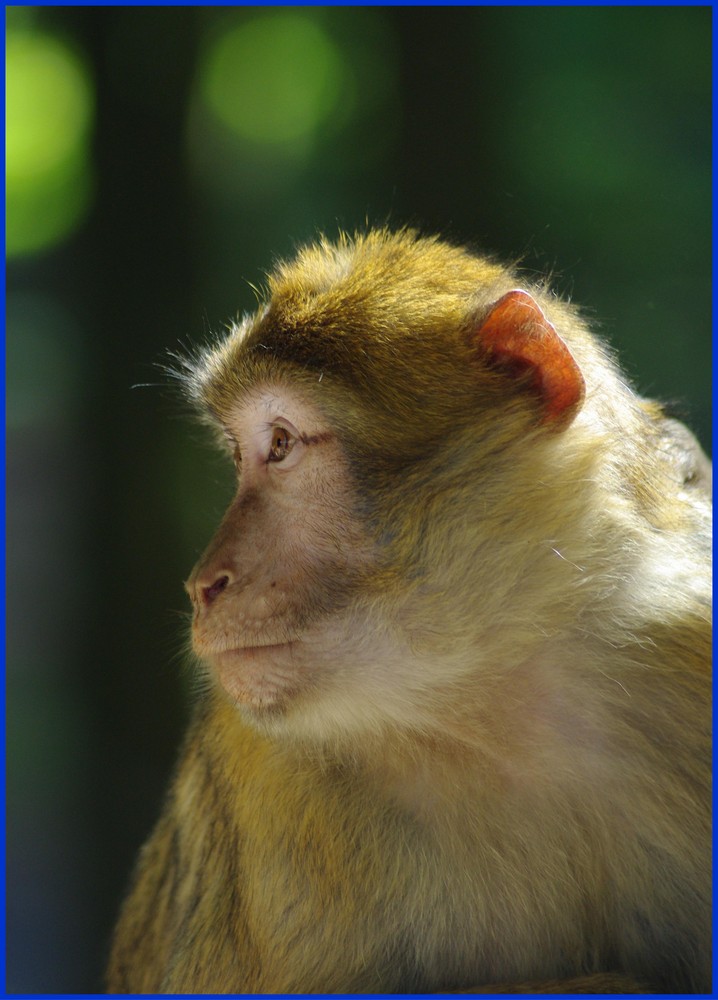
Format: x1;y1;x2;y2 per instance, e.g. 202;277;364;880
203;574;229;606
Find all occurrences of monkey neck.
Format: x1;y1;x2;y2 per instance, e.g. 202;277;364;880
205;634;605;824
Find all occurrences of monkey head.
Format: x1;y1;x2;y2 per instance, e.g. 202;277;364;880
181;230;599;745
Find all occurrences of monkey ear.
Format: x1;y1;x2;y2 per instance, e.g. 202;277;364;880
475;289;585;429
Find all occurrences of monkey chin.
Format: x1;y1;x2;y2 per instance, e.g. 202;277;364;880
207;644;308;719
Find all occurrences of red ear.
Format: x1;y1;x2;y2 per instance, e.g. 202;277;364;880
475;289;585;428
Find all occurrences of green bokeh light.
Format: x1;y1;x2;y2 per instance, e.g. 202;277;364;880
6;30;94;257
200;14;349;149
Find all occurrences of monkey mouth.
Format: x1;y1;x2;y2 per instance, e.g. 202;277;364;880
215;642;297;659
192;626;299;657
201;640;298;662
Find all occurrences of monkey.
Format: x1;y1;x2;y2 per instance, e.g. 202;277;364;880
106;229;711;994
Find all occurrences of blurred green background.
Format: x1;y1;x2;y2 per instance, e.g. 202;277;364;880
6;6;710;993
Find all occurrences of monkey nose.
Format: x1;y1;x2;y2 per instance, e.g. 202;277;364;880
202;574;229;605
185;571;232;609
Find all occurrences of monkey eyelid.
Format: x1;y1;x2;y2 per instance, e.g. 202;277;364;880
265;416;301;439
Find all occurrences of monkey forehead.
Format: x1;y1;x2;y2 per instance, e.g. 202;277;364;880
189;313;255;395
192;330;336;428
225;384;329;434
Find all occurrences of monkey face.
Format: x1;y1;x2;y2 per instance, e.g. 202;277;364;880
185;384;382;730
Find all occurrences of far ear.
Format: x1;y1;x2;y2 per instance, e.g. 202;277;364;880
474;289;585;429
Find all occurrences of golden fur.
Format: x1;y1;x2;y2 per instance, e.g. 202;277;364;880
107;230;711;993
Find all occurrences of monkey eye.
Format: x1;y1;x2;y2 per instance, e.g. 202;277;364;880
267;425;296;463
232;442;242;468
